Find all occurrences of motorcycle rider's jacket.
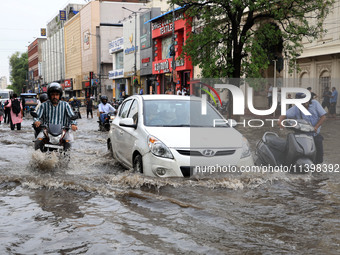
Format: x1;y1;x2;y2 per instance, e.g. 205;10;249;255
286;99;326;135
34;100;77;127
98;103;116;114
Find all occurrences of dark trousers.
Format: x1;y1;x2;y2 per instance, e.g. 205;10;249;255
313;134;324;164
4;109;10;123
10;120;21;130
87;109;93;118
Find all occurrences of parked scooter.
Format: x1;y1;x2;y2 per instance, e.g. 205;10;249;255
98;112;115;131
31;111;77;153
255;119;316;173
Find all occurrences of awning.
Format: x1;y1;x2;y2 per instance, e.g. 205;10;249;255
144;5;185;24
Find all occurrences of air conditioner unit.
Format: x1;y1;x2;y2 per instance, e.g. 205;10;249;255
107;85;112;90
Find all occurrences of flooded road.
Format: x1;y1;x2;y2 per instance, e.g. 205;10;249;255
0;111;339;254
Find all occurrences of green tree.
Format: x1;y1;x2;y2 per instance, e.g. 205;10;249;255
169;0;334;81
9;51;28;94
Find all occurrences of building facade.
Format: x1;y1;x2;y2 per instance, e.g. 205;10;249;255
40;3;83;94
281;1;340;113
0;76;8;90
150;7;193;94
28;38;46;93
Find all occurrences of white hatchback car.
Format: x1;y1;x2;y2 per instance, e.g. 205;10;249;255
107;95;254;177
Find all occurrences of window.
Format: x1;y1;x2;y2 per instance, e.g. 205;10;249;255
119;99;133;119
115;51;123;69
143;100;226;127
319;71;330;90
127;100;138;124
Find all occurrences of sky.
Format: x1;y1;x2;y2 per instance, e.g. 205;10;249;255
0;0;88;84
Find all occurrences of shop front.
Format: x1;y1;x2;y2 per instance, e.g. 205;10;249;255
150;8;193;94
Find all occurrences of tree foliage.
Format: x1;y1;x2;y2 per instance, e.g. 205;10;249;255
169;0;334;81
9;51;28;94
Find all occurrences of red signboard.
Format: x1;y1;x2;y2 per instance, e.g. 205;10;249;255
85;81;90;87
64;79;71;88
142;57;150;63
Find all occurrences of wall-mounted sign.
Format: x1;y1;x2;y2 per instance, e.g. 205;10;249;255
109;69;124;79
109;37;124;54
176;58;184;67
64;79;72;90
142;57;150;63
152;12;184;31
140;12;151;49
124;46;138;55
154;59;170;73
83;30;90;50
59;10;66;21
41;28;46;36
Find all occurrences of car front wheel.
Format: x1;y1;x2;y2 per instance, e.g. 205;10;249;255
133;154;143;173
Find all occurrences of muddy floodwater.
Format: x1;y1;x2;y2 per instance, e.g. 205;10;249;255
0;111;339;254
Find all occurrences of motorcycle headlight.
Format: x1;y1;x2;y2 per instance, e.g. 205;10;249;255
50;135;61;145
148;135;174;159
241;137;251;158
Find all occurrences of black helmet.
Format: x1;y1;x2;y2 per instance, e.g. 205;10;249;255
40;93;48;103
47;82;63;100
100;95;108;102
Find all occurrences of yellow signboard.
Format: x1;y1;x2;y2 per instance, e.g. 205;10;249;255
41;28;46;36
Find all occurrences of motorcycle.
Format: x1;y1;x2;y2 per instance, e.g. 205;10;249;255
255;119;316;173
98;112;115;131
113;100;122;110
72;106;81;119
31;111;77;153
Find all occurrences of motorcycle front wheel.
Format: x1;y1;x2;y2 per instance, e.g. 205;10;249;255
34;139;45;152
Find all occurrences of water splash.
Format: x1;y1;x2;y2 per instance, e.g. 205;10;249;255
29;151;70;171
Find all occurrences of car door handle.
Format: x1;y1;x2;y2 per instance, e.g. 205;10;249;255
119;130;124;135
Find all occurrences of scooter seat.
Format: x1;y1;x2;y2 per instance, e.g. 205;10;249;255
265;135;287;153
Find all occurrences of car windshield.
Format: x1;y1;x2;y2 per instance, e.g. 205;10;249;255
143;99;228;127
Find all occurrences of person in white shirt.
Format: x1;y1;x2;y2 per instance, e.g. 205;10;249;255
98;95;116;124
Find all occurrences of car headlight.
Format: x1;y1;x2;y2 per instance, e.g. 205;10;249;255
147;135;174;159
241;137;251;158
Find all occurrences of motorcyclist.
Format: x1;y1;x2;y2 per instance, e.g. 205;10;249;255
36;93;48;111
70;97;81;119
34;82;77;151
98;95;116;124
278;93;326;164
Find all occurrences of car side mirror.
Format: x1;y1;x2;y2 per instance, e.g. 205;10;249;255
119;118;137;129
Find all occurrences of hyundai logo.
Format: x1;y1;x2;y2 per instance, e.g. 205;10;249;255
201;149;216;157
